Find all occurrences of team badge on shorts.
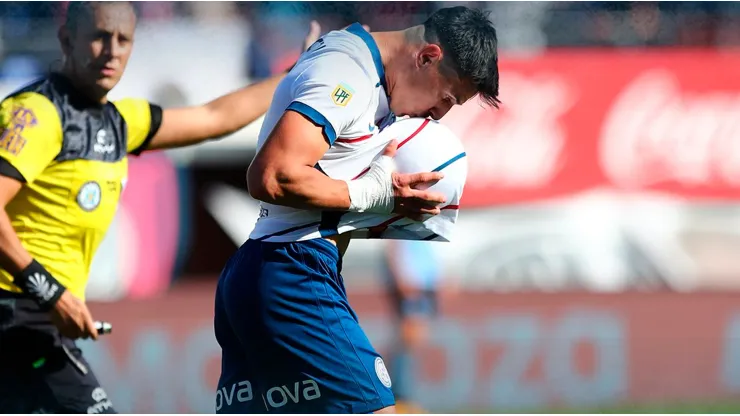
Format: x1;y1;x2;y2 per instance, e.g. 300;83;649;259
331;83;354;107
375;357;392;388
77;181;102;211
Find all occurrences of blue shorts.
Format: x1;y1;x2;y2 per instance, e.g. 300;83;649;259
214;238;395;414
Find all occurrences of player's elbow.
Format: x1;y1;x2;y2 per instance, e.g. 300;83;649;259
246;162;283;203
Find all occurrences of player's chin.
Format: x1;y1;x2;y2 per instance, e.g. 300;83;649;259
94;76;121;93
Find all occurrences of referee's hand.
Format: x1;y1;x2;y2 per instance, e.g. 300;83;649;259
50;291;99;341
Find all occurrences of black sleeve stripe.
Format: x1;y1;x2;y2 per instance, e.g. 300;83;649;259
0;156;26;183
131;103;164;156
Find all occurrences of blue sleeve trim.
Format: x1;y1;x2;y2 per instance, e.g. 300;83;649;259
286;101;337;145
345;23;387;94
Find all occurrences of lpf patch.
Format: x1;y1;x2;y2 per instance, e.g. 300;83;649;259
77;181;102;211
374;357;392;388
331;83;354;107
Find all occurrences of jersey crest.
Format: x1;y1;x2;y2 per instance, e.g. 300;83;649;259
331;83;354;107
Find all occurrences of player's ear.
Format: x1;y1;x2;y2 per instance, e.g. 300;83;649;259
58;26;72;56
418;44;443;68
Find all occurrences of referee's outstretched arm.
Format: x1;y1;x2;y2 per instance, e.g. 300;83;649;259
137;22;323;153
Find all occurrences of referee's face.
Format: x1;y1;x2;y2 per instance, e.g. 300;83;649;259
62;2;136;98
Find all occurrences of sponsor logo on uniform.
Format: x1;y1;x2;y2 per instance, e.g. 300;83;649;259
331;83;354;107
375;357;392;388
215;379;321;411
259;207;269;219
77;181;102;211
93;129;115;154
27;272;59;302
0;106;36;155
87;387;114;414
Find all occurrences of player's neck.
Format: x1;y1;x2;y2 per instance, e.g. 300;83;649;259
59;65;109;105
372;29;420;97
371;31;410;68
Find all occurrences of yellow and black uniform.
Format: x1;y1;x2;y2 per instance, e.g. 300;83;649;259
0;73;162;300
0;73;161;413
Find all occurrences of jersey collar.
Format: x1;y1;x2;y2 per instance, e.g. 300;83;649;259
345;23;388;96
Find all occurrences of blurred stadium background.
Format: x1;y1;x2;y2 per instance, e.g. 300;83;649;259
3;0;740;413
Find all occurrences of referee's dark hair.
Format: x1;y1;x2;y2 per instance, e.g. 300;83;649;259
423;6;501;108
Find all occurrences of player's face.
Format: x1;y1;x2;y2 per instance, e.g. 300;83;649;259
390;45;476;120
63;3;136;96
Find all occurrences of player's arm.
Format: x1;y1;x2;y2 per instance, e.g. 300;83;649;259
124;22;323;154
0;177;29;274
248;55;446;216
0;93;65;301
148;72;288;150
247;53;371;211
0;93;99;338
247;109;352;210
115;73;288;156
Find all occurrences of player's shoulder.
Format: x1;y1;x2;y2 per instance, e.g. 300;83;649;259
0;78;60;127
296;28;377;86
111;97;150;117
296;51;372;86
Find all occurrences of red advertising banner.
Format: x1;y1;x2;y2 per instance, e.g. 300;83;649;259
82;281;740;413
442;51;740;207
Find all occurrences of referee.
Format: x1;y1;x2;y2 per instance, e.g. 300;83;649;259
0;2;320;413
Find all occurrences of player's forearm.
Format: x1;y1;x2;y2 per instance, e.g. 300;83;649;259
248;164;351;211
203;73;285;138
149;73;287;151
0;209;32;275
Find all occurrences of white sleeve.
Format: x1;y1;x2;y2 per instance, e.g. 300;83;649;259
286;53;373;145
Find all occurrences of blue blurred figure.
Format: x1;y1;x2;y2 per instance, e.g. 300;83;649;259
382;239;444;413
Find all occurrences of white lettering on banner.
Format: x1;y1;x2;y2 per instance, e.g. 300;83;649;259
600;70;740;189
461;72;574;189
215;380;253;411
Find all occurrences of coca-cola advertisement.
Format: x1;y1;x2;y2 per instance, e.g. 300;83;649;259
441;51;740;206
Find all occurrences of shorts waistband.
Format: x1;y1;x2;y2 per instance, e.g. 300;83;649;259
246;237;340;263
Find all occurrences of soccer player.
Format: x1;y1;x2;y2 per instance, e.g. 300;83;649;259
382;240;445;413
214;6;499;414
0;2;320;413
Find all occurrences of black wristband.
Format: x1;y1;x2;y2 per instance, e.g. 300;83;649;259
13;259;66;310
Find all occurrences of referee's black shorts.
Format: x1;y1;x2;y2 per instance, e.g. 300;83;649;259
0;291;116;414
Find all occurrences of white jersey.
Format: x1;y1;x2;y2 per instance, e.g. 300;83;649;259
249;24;466;243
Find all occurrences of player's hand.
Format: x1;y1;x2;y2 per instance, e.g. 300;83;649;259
50;291;99;341
382;140;447;221
302;20;322;52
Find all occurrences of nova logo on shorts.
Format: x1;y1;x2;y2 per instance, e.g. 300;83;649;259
331;83;354;107
265;379;321;409
215;379;321;411
216;380;254;411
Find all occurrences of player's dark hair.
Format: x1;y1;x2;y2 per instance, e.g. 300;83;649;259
65;1;135;35
423;6;501;108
